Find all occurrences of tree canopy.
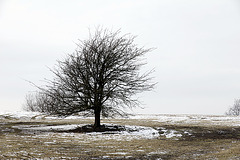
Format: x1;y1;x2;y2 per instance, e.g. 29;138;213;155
225;99;240;116
25;28;155;128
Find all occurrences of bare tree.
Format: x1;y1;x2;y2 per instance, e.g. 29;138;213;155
28;28;155;129
24;91;57;113
225;99;240;116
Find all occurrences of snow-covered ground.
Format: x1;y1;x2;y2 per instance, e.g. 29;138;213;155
0;111;40;119
1;111;240;159
1;111;240;126
130;114;240;126
1;111;240;140
12;123;159;140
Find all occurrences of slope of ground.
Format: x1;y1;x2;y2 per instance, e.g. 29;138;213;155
0;111;240;159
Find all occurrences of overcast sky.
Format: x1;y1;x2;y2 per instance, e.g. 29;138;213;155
1;0;240;115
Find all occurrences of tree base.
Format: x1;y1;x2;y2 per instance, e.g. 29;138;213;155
69;124;126;133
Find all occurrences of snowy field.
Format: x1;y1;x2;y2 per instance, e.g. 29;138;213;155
1;111;240;159
1;111;240;128
1;111;240;125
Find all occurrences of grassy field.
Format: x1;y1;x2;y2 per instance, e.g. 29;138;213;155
0;113;240;159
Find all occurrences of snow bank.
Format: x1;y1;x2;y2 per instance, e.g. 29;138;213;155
0;111;40;120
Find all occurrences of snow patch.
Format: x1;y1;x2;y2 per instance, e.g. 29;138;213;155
108;152;128;155
0;111;40;120
13;123;159;140
15;124;80;131
157;127;183;139
133;114;240;126
149;151;167;155
121;125;159;139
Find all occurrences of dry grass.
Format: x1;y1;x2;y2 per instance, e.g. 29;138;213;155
0;117;240;159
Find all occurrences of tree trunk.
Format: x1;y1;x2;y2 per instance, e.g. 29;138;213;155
94;109;101;129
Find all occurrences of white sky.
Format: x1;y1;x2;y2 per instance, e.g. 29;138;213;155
1;0;240;115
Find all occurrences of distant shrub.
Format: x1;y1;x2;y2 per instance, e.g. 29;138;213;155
225;99;240;116
23;92;57;114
